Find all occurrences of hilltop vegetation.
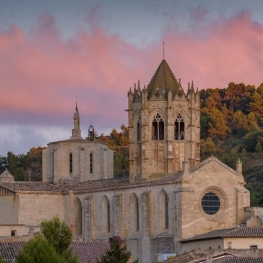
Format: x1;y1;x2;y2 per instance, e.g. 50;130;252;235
200;82;263;206
1;82;263;205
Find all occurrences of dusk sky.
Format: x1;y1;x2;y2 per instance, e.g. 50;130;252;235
1;0;263;155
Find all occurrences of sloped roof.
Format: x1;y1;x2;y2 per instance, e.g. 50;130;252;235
0;182;67;194
0;169;14;178
180;228;263;243
0;172;182;195
71;173;182;194
147;59;184;99
217;258;263;263
0;241;110;263
72;241;110;263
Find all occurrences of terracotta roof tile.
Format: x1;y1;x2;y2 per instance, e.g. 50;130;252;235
0;241;110;263
180;228;263;243
0;182;67;194
72;241;110;263
0;173;182;195
217;258;263;263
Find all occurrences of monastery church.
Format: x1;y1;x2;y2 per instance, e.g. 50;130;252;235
0;59;259;263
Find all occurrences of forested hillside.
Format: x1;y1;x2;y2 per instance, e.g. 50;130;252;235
1;82;263;205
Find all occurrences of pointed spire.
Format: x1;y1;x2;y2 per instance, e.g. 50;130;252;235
191;81;194;92
147;59;183;99
70;102;82;139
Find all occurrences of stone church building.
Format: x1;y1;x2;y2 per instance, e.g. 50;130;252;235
0;59;254;262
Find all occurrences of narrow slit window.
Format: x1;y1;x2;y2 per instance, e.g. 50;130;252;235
107;199;110;233
90;153;93;173
165;193;169;229
137;115;141;141
174;114;184;140
69;153;73;173
152;113;164;140
136;198;140;231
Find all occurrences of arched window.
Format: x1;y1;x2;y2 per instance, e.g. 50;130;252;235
174;114;184;140
101;196;110;235
152;113;164;140
90;153;93;173
165;193;169;229
69;153;73;173
137;115;141;141
159;190;169;231
130;194;140;234
74;197;82;237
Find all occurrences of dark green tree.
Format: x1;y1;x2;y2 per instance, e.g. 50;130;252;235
15;235;63;263
97;240;138;263
41;217;79;263
7;151;17;175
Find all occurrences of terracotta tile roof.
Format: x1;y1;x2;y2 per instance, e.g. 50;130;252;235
0;241;110;263
71;173;182;193
72;241;110;263
0;182;67;194
0;242;23;263
217;258;263;263
0;173;182;195
180;228;263;243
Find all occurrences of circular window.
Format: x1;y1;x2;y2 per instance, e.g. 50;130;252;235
201;192;220;215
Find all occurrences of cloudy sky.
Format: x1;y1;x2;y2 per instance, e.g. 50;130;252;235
1;0;263;155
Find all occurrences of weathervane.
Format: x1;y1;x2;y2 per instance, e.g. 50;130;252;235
163;41;165;59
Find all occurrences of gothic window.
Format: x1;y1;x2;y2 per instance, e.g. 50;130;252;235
74;197;82;237
107;199;110;233
137;115;141;141
165;193;169;229
102;196;110;235
130;194;140;234
152;113;164;140
69;153;73;173
159;190;169;232
90;153;93;173
174;114;184;140
136;197;140;231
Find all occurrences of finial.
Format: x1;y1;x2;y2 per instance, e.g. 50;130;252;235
179;78;181;85
75;99;78;113
163;41;165;60
138;80;140;88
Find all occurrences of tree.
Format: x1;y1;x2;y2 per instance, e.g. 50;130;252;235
97;240;138;263
7;151;17;175
41;217;79;263
15;235;63;263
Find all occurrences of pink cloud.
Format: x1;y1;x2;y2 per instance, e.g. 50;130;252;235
0;10;263;132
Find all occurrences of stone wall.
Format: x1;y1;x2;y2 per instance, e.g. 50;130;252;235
18;193;64;226
0;196;19;224
43;140;113;183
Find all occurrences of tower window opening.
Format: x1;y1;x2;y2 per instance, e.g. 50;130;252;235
137;115;141;141
175;114;184;140
90;153;93;173
69;153;73;173
152;113;164;140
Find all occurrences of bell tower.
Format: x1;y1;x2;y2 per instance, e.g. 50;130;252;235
70;102;82;139
128;59;200;182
